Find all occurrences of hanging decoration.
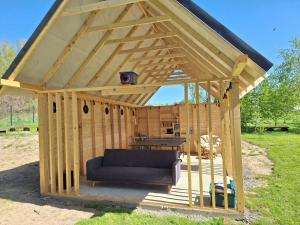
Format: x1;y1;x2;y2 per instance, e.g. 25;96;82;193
83;100;89;114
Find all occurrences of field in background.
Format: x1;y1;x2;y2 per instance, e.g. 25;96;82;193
0;112;38;132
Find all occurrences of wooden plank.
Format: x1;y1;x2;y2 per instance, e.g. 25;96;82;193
124;107;129;148
106;32;176;44
231;78;245;212
38;94;49;194
62;0;143;16
78;100;84;175
40;11;99;85
118;107;123;148
110;105;115;148
72;92;80;193
118;44;181;54
0;79;43;91
90;102;96;158
232;55;248;77
65;4;133;87
184;83;193;207
47;93;56;193
63;92;71;194
129;53;185;62
195;83;204;207
207;82;216;208
0;0;70;96
87;15;170;32
136;60;189;69
101;104;107;150
55;93;64;193
219;80;228;209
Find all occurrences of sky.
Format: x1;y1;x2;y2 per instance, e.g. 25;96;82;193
0;0;300;104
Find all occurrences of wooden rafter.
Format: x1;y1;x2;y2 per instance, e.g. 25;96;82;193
39;11;99;86
136;60;189;68
65;4;133;88
87;15;170;32
232;55;248;77
129;53;185;62
62;0;144;16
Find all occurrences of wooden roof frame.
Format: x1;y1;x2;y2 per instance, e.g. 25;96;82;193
1;0;272;105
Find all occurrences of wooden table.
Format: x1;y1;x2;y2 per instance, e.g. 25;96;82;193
130;137;186;151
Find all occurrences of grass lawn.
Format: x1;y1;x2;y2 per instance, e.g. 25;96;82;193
0;112;38;131
243;132;300;225
76;206;224;225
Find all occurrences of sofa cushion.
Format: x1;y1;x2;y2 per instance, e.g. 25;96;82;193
89;166;173;184
103;149;178;169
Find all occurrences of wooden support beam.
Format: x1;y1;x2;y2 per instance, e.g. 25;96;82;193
87;15;170;32
106;32;176;44
40;11;99;85
0;79;43;92
65;4;133;87
184;83;193;207
55;93;64;194
195;83;204;207
72;92;80;193
47;93;56;193
129;53;185;62
63;92;71;194
118;44;181;54
230;78;245;212
142;66;177;74
62;0;143;16
219;80;228;209
207;81;216;208
136;60;189;68
38;94;49;194
232;55;248;77
101;86;158;96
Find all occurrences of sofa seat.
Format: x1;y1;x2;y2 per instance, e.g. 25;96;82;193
90;166;173;184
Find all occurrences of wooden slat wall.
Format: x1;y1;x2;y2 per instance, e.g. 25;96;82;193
135;104;221;153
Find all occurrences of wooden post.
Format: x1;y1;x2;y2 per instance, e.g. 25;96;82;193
72;92;80;194
47;93;56;193
90;101;96;157
184;83;193;207
207;81;216;208
230;78;245;212
101;104;106;151
224;89;233;176
195;83;204;207
38;94;49;194
55;93;64;193
124;107;129;148
63;92;71;194
110;105;115;148
219;80;228;209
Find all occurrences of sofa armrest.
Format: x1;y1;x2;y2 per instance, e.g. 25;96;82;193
86;156;104;180
172;159;181;185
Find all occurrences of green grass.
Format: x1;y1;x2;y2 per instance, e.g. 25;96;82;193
242;132;300;225
76;206;224;225
0;112;38;131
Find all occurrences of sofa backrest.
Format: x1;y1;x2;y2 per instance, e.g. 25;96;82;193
103;149;178;169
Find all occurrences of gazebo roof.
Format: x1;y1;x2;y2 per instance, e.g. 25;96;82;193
1;0;272;105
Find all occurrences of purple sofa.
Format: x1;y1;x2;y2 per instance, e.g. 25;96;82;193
86;149;181;186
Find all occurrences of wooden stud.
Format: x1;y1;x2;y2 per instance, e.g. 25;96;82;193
184;83;193;207
195;83;204;207
47;93;56;193
62;0;143;16
219;80;228;209
101;104;107;150
90;101;96;158
110;105;115;148
207;82;216;208
63;92;71;194
87;15;170;32
38;94;49;194
72;92;80;193
65;4;133;87
118;106;122;148
55;93;64;193
124;107;129;148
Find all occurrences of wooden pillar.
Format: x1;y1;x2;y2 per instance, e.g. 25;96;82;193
230;78;245;212
219;81;228;209
63;92;71;194
184;83;193;207
38;94;49;194
90;101;96;158
195;83;204;207
224;90;233;176
207;81;216;208
55;93;64;193
72;92;80;194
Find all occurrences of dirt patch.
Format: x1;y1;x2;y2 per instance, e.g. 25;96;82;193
242;141;273;191
0;134;95;225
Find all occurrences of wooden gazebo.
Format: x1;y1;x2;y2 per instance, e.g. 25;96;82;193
0;0;272;214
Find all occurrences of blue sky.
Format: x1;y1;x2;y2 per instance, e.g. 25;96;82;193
1;0;300;104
